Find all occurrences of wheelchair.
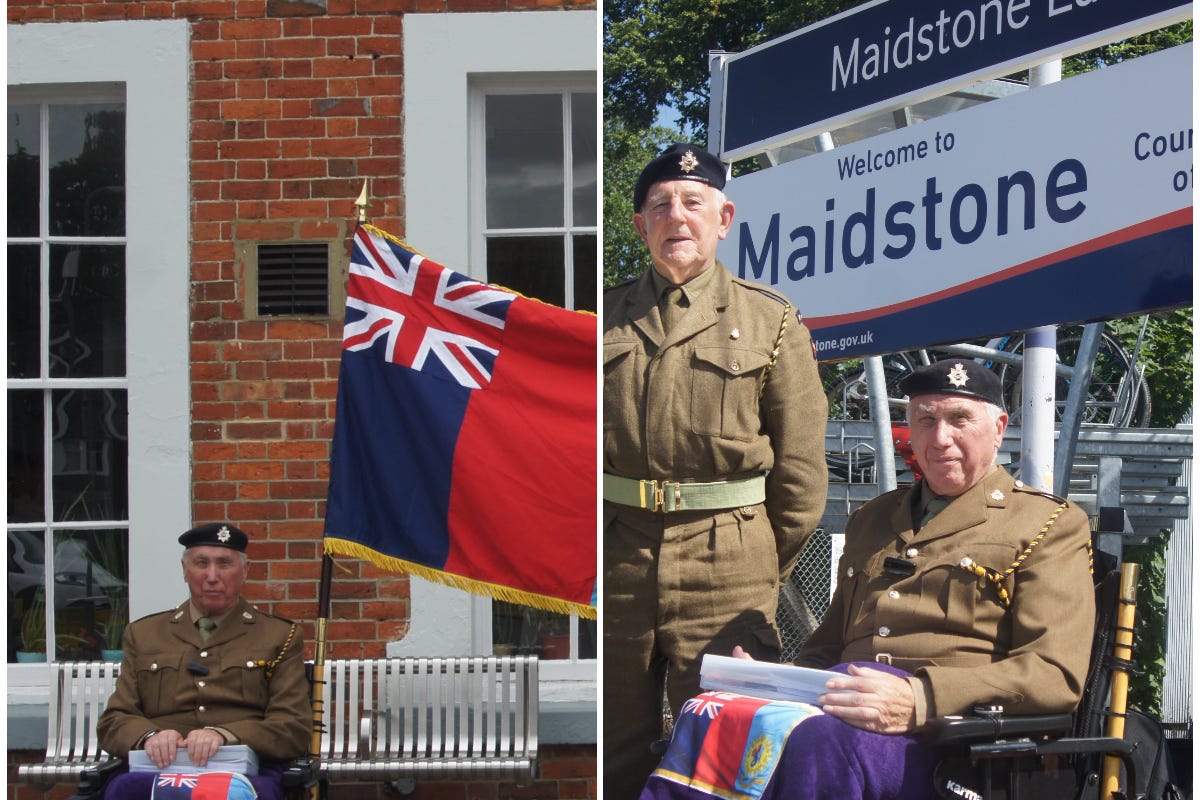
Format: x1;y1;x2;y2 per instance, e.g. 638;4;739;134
930;546;1186;800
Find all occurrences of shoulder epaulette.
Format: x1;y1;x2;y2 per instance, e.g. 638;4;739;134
730;276;788;306
1012;480;1070;505
603;276;639;294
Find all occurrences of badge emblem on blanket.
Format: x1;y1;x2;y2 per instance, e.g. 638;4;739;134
652;691;822;799
152;772;257;800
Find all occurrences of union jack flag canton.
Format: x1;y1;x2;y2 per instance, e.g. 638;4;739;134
347;224;515;390
156;774;199;789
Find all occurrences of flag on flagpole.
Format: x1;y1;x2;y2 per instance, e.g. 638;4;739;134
323;223;597;618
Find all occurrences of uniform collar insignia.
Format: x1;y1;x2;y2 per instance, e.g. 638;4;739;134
947;362;970;388
991;489;1005;501
679;150;700;173
217;526;231;542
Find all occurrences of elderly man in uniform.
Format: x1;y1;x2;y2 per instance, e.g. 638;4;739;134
643;359;1095;799
603;143;829;798
97;524;311;800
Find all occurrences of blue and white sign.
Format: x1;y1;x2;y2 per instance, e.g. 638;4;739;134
717;44;1193;361
720;0;1191;160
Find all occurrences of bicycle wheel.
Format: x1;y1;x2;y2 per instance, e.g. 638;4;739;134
1002;331;1146;426
824;352;916;422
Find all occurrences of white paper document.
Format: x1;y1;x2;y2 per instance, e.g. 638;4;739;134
699;654;853;705
129;744;259;775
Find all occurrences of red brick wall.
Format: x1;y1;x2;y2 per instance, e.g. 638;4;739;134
7;745;597;800
8;2;596;797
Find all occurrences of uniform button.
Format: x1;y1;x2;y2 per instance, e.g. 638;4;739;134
905;547;918;558
739;506;756;516
198;681;206;688
246;661;255;668
200;651;209;658
150;663;158;671
888;590;900;600
198;706;206;713
846;566;855;577
730;361;741;372
878;626;891;637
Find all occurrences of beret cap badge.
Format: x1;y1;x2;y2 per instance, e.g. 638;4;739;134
678;150;700;174
217;526;231;543
947;363;970;388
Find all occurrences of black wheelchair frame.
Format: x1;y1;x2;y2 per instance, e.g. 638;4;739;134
930;548;1184;800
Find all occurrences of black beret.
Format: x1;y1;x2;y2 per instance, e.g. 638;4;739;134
179;523;249;552
899;359;1006;410
633;143;727;211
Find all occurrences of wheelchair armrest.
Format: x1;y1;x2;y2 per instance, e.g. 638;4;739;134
280;757;320;790
70;758;125;800
930;712;1073;745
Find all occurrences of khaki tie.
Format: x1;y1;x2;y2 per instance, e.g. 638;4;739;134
918;498;949;530
197;617;217;642
660;286;685;335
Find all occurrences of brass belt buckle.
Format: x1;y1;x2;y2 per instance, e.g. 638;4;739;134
638;480;682;512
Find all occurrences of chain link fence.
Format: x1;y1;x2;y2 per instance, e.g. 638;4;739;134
777;528;838;662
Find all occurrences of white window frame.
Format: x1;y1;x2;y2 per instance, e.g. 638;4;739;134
400;11;597;693
7;20;191;718
468;75;597;311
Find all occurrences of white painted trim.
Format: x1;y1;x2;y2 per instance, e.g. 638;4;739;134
7;20;192;711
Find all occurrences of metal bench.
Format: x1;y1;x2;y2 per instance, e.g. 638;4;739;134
16;656;539;792
17;660;123;790
312;656;539;784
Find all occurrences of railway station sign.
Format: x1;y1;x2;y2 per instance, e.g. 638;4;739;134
719;0;1192;161
716;44;1193;361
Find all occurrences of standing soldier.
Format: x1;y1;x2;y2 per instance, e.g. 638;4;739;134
603;144;829;797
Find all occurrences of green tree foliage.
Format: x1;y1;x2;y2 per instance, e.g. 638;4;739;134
1108;310;1193;429
602;111;674;287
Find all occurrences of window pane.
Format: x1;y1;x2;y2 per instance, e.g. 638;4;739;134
572;233;597;313
8;244;41;379
493;601;573;660
8;390;45;524
11;531;48;661
52;529;129;660
51;389;129;523
485;95;563;229
487;236;564;306
8;104;41;238
49;244;126;378
49;103;126;237
571;92;597;227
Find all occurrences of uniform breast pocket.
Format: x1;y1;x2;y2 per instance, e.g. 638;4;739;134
133;652;185;716
603;339;640;432
690;346;769;439
226;652;273;705
936;543;1018;635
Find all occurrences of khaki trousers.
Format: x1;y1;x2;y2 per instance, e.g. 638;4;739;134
603;503;783;799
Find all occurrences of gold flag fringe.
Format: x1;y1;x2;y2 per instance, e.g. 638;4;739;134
324;536;597;620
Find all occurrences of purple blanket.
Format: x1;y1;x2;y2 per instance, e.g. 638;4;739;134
639;663;938;800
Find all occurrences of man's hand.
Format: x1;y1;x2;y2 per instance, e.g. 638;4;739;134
143;729;185;769
818;664;916;734
182;728;227;767
731;645;754;660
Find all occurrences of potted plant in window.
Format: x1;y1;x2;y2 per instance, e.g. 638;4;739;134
100;592;127;661
18;588;47;663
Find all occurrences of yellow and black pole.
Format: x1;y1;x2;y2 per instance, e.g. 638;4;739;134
1100;561;1140;799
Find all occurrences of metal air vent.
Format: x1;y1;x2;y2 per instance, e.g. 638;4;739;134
256;243;329;316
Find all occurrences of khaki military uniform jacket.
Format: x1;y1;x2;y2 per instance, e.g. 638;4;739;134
97;598;311;762
795;467;1094;725
603;262;828;575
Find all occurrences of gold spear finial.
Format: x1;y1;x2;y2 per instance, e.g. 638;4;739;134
354;179;370;223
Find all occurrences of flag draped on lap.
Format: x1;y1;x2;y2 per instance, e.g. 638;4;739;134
323;223;597;618
151;773;257;800
650;691;821;799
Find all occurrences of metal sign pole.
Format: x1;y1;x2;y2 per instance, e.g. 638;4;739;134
1019;61;1062;493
